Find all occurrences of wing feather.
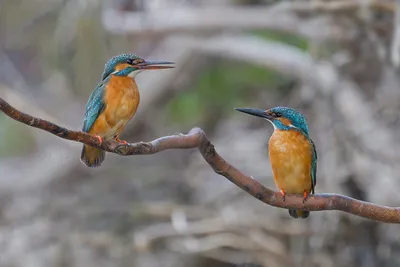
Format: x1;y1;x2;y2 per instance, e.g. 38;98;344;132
82;80;107;133
309;138;317;194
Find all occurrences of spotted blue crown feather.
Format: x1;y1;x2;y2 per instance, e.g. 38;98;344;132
101;53;143;80
270;107;309;136
270;107;317;192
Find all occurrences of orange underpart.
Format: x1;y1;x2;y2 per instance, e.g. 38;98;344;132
269;129;314;195
280;189;286;201
88;75;140;143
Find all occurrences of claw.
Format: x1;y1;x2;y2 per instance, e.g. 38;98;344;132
280;189;286;202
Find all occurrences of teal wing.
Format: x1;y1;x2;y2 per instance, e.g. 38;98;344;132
309;138;317;194
82;81;106;133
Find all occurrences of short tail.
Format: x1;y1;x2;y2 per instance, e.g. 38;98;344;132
81;144;105;168
289;209;310;219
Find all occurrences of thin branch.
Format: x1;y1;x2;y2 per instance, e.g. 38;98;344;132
1;97;400;223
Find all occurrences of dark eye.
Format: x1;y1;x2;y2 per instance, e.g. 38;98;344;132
274;112;282;117
126;59;134;64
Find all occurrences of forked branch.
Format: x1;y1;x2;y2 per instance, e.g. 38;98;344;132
1;97;399;223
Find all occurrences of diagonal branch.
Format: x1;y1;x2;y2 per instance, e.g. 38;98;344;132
1;97;400;223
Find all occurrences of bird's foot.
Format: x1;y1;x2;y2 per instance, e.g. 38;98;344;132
95;135;103;145
280;189;286;202
115;137;128;145
303;191;309;204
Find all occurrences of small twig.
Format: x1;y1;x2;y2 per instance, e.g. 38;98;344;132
1;97;400;223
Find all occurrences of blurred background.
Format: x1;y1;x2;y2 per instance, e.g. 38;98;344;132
0;0;399;266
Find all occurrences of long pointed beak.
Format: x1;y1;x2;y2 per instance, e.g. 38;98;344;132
235;108;273;120
136;60;175;70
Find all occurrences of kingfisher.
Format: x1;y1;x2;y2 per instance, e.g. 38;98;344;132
235;107;317;219
81;53;174;168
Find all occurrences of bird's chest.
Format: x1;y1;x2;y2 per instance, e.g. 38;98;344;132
268;130;312;193
104;77;140;129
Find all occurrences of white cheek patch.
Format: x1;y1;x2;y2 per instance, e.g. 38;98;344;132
128;70;142;78
288;123;298;129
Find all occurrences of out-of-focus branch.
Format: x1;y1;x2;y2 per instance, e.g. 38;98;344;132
279;0;393;14
1;97;400;223
102;0;392;38
133;214;309;250
171;35;337;90
391;0;400;67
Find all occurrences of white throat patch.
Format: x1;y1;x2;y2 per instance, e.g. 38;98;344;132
128;69;142;78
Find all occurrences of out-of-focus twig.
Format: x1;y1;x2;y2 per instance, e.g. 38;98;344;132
1;97;400;223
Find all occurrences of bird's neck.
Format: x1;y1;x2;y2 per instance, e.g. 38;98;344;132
109;75;138;92
272;121;309;137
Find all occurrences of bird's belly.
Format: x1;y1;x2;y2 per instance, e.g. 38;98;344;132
268;130;312;194
90;81;140;140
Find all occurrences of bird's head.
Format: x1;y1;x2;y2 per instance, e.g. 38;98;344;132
235;106;310;135
102;53;174;80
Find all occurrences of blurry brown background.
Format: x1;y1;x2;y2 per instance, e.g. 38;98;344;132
0;0;399;267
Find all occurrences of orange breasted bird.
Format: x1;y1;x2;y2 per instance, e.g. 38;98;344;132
235;107;317;219
81;53;174;168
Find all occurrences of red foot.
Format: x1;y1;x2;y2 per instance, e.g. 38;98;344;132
95;135;103;145
280;189;286;202
115;137;128;144
303;191;309;204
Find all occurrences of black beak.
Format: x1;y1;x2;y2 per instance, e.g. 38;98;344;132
234;108;273;120
136;60;175;70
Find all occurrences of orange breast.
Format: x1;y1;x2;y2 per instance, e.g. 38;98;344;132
268;129;313;194
89;75;140;139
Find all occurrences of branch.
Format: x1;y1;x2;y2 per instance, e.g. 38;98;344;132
1;97;400;223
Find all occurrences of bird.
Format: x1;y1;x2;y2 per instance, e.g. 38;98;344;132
235;106;317;219
81;53;174;168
